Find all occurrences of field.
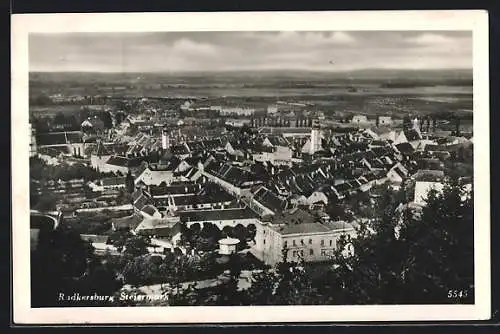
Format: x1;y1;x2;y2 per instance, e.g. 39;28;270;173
29;105;83;118
29;69;473;120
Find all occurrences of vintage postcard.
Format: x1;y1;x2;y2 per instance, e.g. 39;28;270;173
12;10;490;324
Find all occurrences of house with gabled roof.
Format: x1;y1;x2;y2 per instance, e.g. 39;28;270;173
393;130;408;145
202;160;262;197
331;182;353;200
102;155;143;174
250;186;288;218
134;217;182;248
395;142;415;157
132;188;153;212
307;185;336;206
134;159;181;186
90;140;112;171
111;213;144;232
362;128;380;140
139;204;162;219
386;162;409;188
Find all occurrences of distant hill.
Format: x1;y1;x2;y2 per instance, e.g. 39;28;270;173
30;68;472;86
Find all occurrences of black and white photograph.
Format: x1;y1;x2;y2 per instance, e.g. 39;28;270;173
12;11;490;323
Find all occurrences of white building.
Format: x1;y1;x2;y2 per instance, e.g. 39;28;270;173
378;116;393;126
351;115;369;124
179;208;260;230
253;209;357;266
411;170;446;205
267;105;278;115
414;181;444;205
134;164;178;186
220;107;256;117
218;237;240;255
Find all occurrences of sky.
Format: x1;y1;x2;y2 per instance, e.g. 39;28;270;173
29;31;472;72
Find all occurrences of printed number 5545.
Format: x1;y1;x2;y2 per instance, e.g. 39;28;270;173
447;290;468;298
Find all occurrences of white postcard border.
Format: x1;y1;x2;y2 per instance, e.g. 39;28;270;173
11;10;490;324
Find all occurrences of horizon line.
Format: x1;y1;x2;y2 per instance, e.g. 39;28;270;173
29;67;473;74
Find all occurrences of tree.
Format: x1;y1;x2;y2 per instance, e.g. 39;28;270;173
244;248;319;305
326;200;348;221
400;179;473;303
53;112;66;125
31;223;122;307
78;108;90;124
33;193;58;212
222;226;234;238
233;224;247;242
121;255;157;287
123;236;149;257
110;229;133;252
190;223;201;236
246;224;257;241
329;177;474;304
212;253;245;305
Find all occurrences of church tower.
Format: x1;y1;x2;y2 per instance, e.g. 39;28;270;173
161;125;170;150
412;116;422;139
310;119;322;154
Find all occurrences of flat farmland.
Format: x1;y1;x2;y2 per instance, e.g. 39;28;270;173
29;105;85;118
28;69;473;120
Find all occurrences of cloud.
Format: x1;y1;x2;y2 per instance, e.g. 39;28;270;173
407;33;461;46
329;31;357;44
29;31;471;72
170;38;218;56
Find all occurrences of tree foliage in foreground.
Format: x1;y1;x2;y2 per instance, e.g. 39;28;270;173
243;178;474;305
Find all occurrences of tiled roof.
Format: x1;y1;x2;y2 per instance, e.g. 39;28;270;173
157;155;181;171
395;142;414;155
106;155;143;168
101;176;126;187
179;208;258;222
141;204;159;216
135;219;180;236
170;144;190;155
268;208;333;235
205;161;258;187
149;183;203;196
253;186;288;213
265;135;289;147
323;220;355;231
186;141;205;151
36;132;68;146
334;182;353;193
132;189;152;210
274;222;332;235
111;213;143;230
413;169;445;182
